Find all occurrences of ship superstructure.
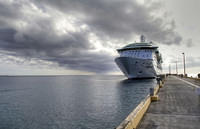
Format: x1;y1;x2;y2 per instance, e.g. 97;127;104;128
115;35;162;79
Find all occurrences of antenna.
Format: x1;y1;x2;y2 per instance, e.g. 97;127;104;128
140;35;145;42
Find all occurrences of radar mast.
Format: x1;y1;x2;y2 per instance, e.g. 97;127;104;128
140;35;145;42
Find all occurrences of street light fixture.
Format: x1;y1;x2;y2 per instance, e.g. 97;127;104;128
182;53;186;76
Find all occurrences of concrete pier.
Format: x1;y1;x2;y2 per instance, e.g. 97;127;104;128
137;76;200;129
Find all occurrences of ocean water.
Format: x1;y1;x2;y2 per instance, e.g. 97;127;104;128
0;75;156;129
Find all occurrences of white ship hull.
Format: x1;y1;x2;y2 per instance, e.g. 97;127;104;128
115;57;161;79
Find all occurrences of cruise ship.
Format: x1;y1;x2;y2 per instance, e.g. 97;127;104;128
115;35;163;79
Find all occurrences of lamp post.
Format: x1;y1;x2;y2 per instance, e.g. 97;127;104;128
176;61;178;75
182;53;186;76
169;64;171;75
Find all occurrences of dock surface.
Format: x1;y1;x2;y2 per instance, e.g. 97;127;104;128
137;76;200;129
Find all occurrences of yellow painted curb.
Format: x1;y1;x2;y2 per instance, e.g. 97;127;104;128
116;96;151;129
116;79;165;129
125;96;151;129
154;85;160;95
116;86;161;129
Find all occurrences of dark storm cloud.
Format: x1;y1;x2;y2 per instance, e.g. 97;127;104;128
0;0;182;73
34;0;182;44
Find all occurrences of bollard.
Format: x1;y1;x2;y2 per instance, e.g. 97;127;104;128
150;88;154;96
156;77;161;85
196;88;200;102
150;87;159;101
156;77;163;88
151;95;159;101
195;87;200;96
161;75;165;85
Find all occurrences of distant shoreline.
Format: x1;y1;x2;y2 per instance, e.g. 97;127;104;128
0;75;124;77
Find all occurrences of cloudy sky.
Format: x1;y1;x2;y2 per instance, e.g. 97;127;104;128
0;0;199;75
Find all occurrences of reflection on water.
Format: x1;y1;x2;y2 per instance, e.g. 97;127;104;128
0;75;156;129
118;78;156;86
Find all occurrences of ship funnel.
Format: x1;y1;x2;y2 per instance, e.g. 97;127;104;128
140;35;145;42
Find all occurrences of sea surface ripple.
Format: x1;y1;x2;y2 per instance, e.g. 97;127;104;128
0;75;156;129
